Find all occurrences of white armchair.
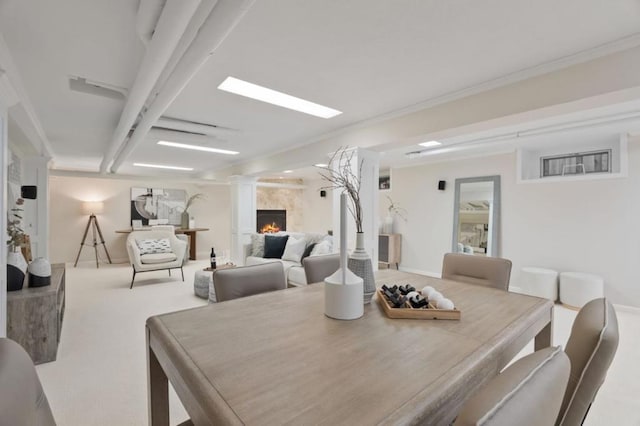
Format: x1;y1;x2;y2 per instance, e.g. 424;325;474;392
126;229;187;289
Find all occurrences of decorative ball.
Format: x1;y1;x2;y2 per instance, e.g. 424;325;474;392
436;298;455;310
406;291;419;300
28;257;51;288
421;286;435;297
429;291;444;306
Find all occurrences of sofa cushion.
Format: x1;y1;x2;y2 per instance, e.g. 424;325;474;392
250;233;265;257
310;240;332;256
301;243;316;261
140;252;177;264
136;238;172;255
288;267;307;286
264;234;289;258
282;237;307;263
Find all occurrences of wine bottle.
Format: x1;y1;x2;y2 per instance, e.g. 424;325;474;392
210;247;217;269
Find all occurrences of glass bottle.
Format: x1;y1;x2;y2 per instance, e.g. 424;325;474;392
210;247;217;269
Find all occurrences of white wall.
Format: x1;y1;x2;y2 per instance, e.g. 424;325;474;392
379;138;640;307
49;176;231;264
302;178;333;234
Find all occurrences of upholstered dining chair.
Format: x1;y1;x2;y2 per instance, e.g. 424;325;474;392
0;338;56;425
455;346;570;426
126;229;187;289
213;262;286;302
441;253;512;291
556;298;619;426
303;254;340;284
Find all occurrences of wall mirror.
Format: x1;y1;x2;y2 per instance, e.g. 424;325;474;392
452;175;501;257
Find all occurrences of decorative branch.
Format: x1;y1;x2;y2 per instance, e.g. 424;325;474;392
317;147;364;233
184;193;204;212
386;196;407;221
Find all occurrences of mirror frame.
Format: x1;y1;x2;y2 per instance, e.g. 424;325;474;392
452;175;501;257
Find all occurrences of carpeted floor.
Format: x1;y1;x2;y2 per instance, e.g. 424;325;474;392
35;261;639;425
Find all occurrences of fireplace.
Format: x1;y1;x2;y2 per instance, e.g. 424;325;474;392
257;210;286;233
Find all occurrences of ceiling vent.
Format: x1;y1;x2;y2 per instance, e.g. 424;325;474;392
68;76;127;100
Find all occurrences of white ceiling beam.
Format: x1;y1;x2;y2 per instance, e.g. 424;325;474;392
99;0;202;173
110;0;256;173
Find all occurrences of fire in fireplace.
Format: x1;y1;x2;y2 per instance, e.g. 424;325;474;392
257;210;286;234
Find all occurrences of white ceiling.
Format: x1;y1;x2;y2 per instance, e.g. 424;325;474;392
2;0;640;178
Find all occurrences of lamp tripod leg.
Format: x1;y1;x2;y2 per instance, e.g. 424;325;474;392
93;215;112;264
91;216;99;268
74;215;93;267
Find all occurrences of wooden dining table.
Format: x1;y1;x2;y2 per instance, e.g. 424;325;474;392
146;269;553;426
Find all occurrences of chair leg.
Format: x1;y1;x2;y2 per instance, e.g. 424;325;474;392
130;270;136;289
180;267;184;281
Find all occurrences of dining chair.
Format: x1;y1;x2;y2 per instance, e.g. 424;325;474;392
455;346;570;426
213;262;286;302
556;298;619;426
441;252;512;290
303;253;340;284
0;338;56;425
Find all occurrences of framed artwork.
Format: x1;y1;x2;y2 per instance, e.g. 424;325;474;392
130;187;186;226
379;169;391;190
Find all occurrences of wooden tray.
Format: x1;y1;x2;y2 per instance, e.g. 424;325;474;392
376;289;461;320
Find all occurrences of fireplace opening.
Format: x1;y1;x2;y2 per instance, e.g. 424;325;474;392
257;210;286;233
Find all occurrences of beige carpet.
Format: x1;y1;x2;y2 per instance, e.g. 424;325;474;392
35;261;639;425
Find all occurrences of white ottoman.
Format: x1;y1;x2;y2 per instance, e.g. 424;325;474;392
519;267;558;301
559;272;604;309
193;270;212;299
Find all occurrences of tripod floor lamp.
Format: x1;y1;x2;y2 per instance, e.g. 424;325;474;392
74;201;112;268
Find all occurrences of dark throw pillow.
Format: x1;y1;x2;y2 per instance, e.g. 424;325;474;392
263;234;289;258
301;243;316;261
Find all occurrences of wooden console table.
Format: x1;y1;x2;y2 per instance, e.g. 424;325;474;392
7;263;65;365
116;227;209;260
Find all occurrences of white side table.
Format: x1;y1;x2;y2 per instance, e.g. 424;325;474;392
559;272;604;309
519;267;558;301
193;270;212;299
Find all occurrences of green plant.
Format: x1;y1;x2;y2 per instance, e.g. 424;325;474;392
184;193;204;213
386;196;407;221
7;199;26;250
317;148;363;233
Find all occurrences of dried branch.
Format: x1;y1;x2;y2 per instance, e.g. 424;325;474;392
316;147;364;233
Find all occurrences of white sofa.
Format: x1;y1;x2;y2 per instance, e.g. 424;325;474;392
243;232;332;287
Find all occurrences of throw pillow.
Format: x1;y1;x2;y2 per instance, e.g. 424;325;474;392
301;243;316;261
136;238;172;255
281;237;307;263
310;240;331;256
251;233;265;257
264;234;289;258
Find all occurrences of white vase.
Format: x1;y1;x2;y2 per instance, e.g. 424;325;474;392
7;248;27;291
348;232;376;304
382;214;394;234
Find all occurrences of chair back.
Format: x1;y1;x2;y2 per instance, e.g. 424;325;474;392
557;298;619;426
214;262;286;302
441;253;512;290
455;346;570;426
0;338;56;425
303;254;340;284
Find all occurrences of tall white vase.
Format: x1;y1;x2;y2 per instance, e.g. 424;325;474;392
382;214;394;234
348;232;376;304
7;248;27;291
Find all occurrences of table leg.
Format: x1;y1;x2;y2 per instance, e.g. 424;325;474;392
147;327;169;426
186;231;196;260
534;314;553;351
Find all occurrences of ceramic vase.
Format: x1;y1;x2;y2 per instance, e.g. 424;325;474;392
181;211;190;229
7;248;27;291
348;232;376;304
382;214;394;234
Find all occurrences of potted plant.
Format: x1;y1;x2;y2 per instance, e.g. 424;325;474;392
181;193;204;229
383;196;407;234
6;198;28;291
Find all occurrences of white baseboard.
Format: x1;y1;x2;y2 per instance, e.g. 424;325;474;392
613;304;640;314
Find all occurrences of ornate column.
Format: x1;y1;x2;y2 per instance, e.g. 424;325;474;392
229;176;257;266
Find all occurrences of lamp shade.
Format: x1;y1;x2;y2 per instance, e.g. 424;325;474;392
81;201;104;215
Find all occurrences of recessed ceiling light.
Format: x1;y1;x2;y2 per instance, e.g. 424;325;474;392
314;163;328;167
157;141;239;155
218;76;342;119
133;163;193;171
419;140;442;148
283;170;293;173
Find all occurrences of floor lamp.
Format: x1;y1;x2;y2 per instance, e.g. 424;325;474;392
74;201;112;268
